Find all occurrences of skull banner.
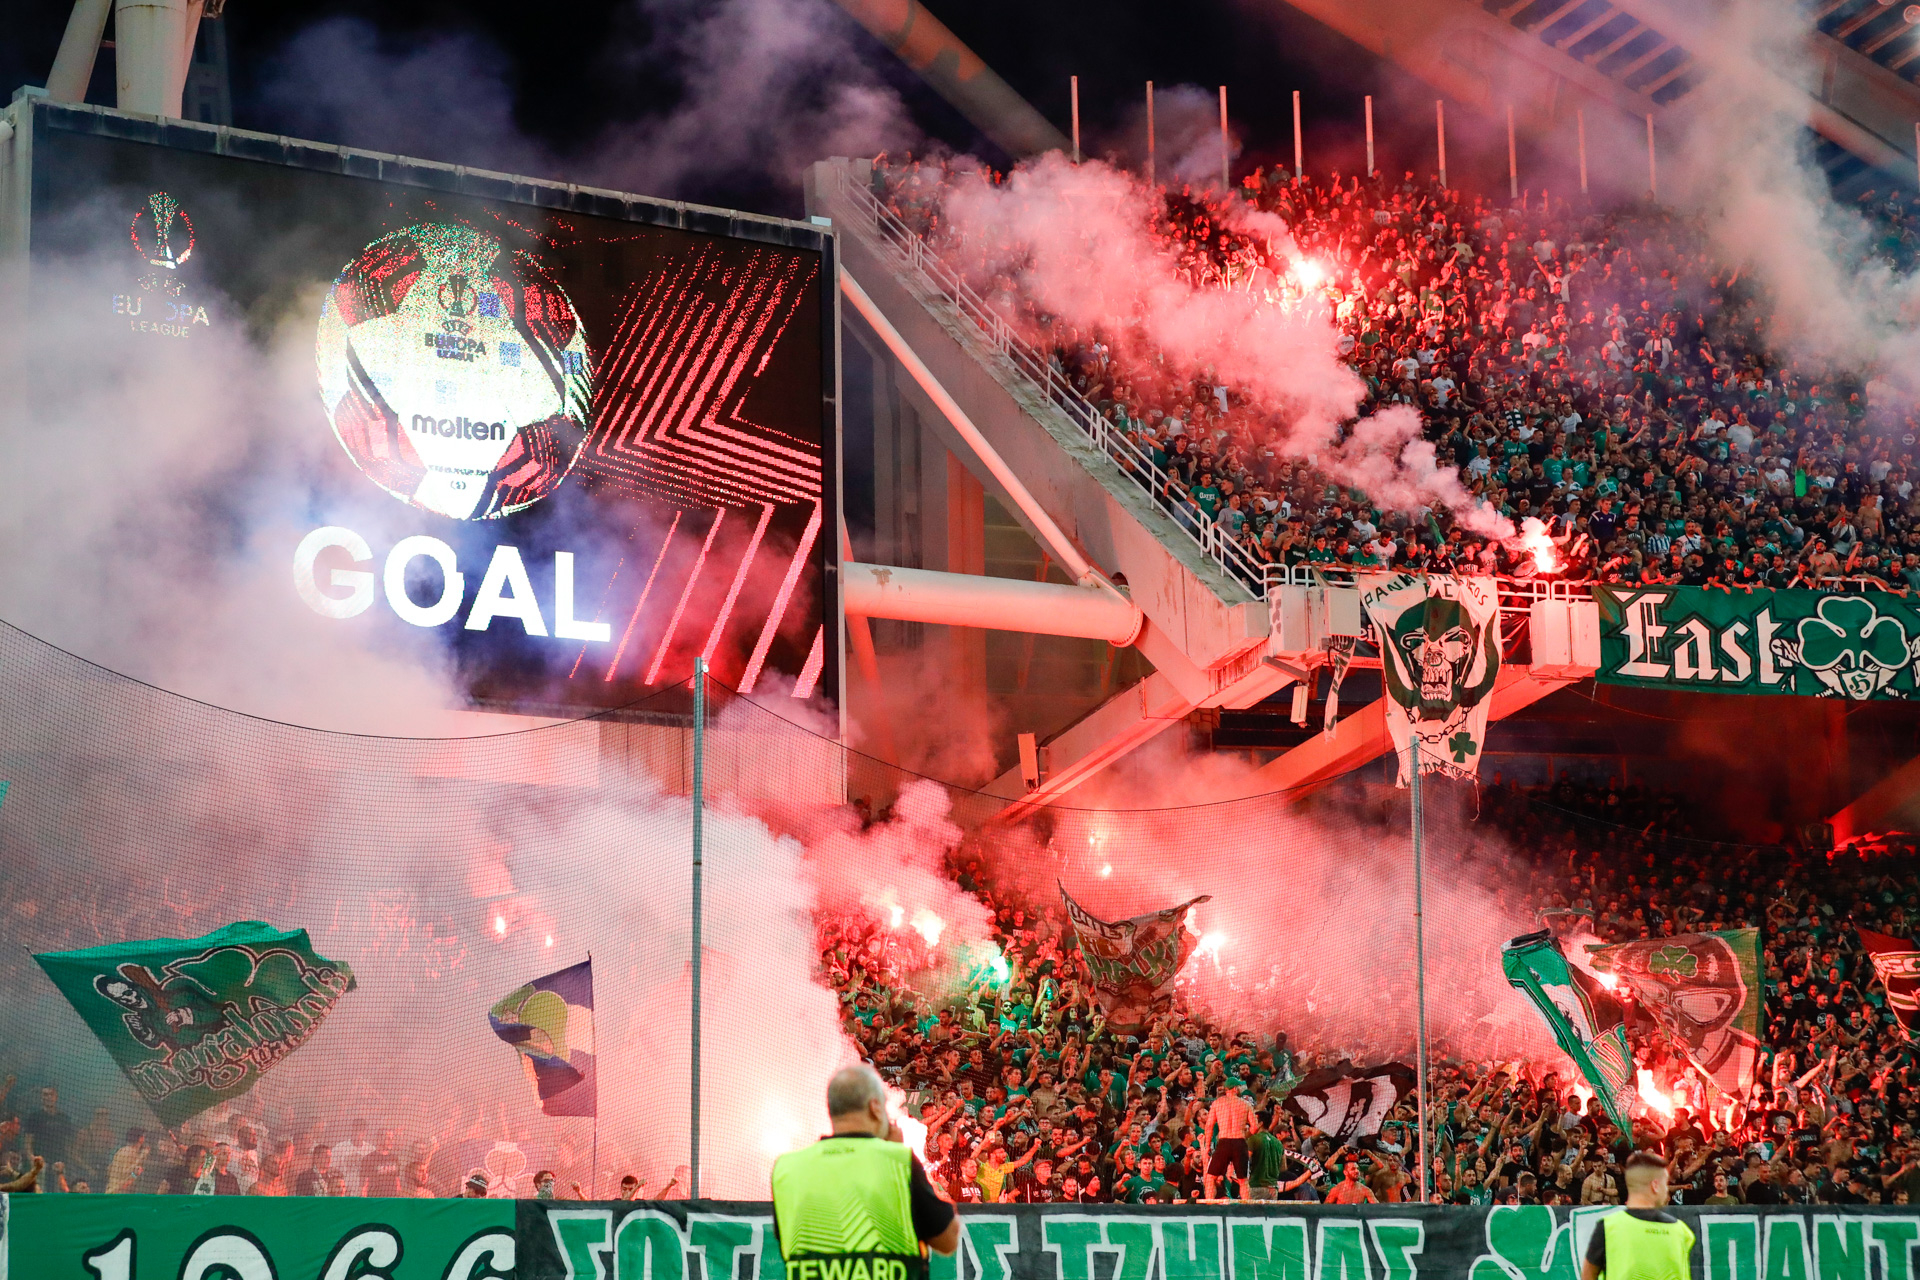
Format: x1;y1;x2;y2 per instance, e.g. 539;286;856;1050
1360;574;1502;785
1587;929;1764;1100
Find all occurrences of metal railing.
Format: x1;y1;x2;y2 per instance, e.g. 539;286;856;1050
831;164;1272;595
1260;562;1586;600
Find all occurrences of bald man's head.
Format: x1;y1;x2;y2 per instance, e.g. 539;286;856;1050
827;1065;889;1134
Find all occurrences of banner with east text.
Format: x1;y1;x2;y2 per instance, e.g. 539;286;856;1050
15;1194;1920;1280
1595;584;1920;699
1059;884;1210;1035
32;921;356;1128
1360;574;1502;784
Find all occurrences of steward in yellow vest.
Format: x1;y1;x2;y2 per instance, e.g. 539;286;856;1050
773;1066;960;1280
1582;1150;1696;1280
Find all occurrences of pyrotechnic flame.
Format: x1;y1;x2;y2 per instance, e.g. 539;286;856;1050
886;1085;930;1163
1636;1068;1676;1123
1099;864;1112;878
887;904;904;929
909;909;945;946
1195;932;1227;963
1571;1082;1595;1110
1291;258;1326;288
1515;517;1561;575
493;915;506;936
1593;969;1621;992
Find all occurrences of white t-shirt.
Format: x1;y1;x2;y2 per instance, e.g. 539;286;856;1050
331;1138;374;1192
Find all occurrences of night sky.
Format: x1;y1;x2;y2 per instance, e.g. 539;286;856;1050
2;0;1556;218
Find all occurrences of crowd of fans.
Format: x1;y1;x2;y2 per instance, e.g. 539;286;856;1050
0;779;1913;1205
824;778;1919;1208
875;157;1920;594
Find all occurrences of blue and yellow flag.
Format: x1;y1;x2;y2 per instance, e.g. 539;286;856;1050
488;959;595;1117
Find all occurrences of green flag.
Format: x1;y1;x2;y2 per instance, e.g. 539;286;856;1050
1501;930;1636;1133
33;921;356;1127
1588;929;1764;1101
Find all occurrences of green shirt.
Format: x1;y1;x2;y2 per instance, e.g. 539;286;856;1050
1248;1131;1284;1188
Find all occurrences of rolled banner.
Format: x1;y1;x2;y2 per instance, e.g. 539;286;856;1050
1501;930;1635;1133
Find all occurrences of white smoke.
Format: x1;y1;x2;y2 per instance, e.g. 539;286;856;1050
933;151;1514;537
1673;0;1920;387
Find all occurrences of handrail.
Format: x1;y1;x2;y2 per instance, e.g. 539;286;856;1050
830;164;1272;595
1260;563;1585;616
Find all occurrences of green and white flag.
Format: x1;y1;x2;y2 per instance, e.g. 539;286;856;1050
1501;931;1635;1133
34;921;356;1127
1596;585;1920;699
1589;929;1764;1100
1361;573;1502;784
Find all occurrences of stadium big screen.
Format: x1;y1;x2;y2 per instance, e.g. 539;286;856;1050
14;100;839;717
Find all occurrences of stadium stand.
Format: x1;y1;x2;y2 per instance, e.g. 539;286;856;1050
874;157;1920;595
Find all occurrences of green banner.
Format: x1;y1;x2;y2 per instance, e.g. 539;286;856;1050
11;1197;1920;1280
1501;932;1637;1134
1595;584;1920;699
32;921;357;1128
4;1193;512;1279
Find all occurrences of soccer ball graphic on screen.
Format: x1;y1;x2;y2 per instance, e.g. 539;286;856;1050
315;222;592;520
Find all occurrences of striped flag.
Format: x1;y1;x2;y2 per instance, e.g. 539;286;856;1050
489;959;596;1117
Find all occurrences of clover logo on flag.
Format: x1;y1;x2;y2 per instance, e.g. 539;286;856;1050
1773;597;1920;699
1648;945;1697;979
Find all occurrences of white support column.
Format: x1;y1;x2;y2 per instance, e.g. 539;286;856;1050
47;0;114;103
114;0;196;117
839;268;1110;589
843;561;1144;645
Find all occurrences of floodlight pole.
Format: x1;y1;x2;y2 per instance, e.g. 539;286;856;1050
1411;735;1431;1204
1146;81;1156;186
1071;75;1081;163
1292;90;1303;179
46;0;112;103
691;654;707;1201
1364;95;1375;177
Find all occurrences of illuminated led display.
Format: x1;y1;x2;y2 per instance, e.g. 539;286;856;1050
25;105;839;717
315;222;594;521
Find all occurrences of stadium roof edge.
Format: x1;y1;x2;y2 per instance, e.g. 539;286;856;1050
2;92;835;252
